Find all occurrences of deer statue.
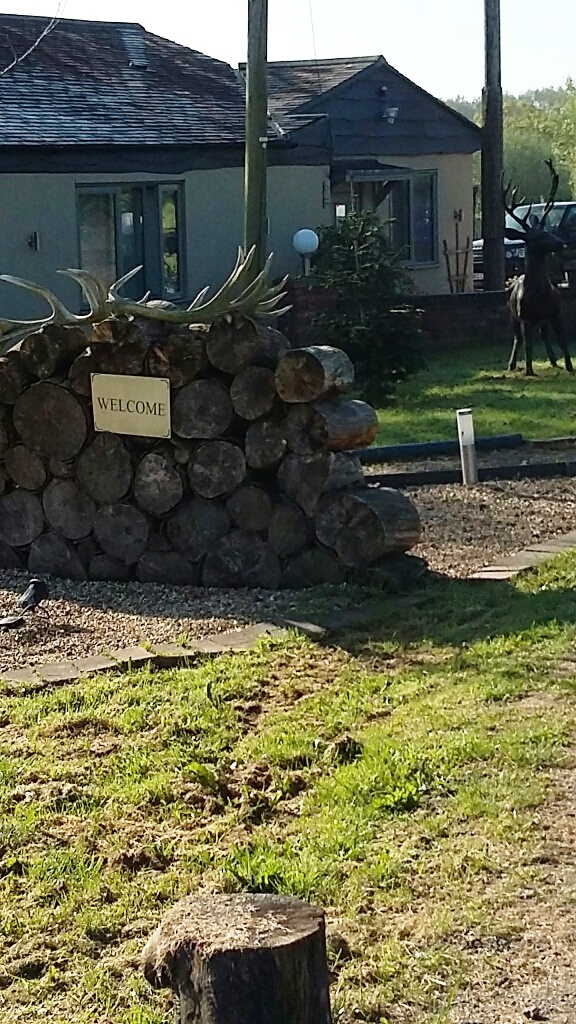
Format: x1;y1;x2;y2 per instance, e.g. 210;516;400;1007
504;159;573;376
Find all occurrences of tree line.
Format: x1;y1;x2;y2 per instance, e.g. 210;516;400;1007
447;84;576;202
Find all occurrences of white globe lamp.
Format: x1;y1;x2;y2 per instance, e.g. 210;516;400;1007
292;228;319;277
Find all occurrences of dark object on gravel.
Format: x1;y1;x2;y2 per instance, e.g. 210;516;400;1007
0;614;25;628
20;578;49;612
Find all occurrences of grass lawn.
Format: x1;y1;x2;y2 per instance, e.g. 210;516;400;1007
3;553;576;1022
376;345;576;445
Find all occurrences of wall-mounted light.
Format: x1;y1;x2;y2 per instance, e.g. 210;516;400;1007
384;106;399;125
379;85;388;98
293;228;319;277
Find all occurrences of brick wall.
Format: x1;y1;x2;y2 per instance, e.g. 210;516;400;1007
282;280;576;351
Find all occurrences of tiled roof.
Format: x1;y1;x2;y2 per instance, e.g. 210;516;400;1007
0;15;249;146
242;56;381;117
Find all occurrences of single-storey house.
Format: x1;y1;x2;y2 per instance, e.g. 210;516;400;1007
0;15;481;320
259;55;482;294
0;14;332;319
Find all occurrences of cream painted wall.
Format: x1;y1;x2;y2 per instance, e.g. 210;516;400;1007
0;174;78;318
0;164;330;319
184;164;331;295
376;153;475;294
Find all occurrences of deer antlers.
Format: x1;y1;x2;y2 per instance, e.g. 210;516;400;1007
0;247;290;354
503;158;560;232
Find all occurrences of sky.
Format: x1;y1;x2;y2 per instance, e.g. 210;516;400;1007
3;0;576;100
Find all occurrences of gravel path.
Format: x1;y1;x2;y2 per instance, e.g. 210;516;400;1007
1;475;575;673
0;574;292;673
410;477;576;577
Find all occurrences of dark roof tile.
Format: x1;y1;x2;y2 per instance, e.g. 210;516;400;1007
240;56;381;116
0;14;247;146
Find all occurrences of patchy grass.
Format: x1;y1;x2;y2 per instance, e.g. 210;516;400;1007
377;345;576;445
2;553;576;1021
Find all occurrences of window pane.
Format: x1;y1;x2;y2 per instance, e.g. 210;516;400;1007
78;193;117;286
120;188;145;296
412;174;435;263
161;190;181;297
377;180;410;258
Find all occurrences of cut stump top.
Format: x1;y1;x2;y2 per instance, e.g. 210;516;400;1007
142;893;325;983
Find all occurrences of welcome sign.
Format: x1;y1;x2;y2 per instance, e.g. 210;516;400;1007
91;373;171;439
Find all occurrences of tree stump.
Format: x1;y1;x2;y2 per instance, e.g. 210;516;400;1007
76;434;133;504
13;381;88;459
274;346;354;403
172;380;234;439
166;498;230;562
245;417;287;469
285;400;378;454
5;445;47;491
0;490;44;547
314;487;422;567
147;329;207;387
142;893;332;1024
0;351;32;404
277;452;364;517
68;350;99;397
137;551;198;586
282;546;347;589
188;441;246;499
19;325;88;380
93;503;150;565
226;484;273;532
134;451;184;516
28;532;87;580
230;367;277;421
202;531;281;589
43;479;96;540
206;317;271;375
267;501;309;558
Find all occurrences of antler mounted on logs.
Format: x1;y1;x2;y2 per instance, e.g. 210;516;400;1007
0;246;290;353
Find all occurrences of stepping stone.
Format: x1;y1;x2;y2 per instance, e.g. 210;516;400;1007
109;646;154;670
36;661;80;684
73;655;118;676
150;643;194;667
207;623;288;651
0;666;39;685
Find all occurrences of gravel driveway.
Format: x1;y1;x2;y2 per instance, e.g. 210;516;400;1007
1;475;575;673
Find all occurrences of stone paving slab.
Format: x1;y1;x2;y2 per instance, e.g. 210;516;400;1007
109;646;154;670
73;655;118;676
36;661;80;684
150;643;195;667
468;567;518;580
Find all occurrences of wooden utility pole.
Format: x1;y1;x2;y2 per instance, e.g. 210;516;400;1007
244;0;269;277
481;0;505;291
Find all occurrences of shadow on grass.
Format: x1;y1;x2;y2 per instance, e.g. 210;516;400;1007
332;570;576;651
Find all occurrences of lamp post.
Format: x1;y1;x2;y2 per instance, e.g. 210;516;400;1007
292;229;320;276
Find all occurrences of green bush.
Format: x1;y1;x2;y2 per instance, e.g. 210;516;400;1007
308;211;425;402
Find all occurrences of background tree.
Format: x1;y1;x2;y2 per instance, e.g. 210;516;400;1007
447;83;576;206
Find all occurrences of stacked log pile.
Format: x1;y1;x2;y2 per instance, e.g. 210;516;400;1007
0;314;421;587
